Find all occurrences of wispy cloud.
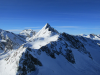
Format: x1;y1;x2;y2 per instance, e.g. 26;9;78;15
56;13;100;19
54;26;100;30
7;29;22;32
24;27;40;29
32;29;41;31
7;29;23;34
54;26;79;28
80;27;100;29
7;28;41;34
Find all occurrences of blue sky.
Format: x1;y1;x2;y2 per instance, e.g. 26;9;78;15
0;0;100;35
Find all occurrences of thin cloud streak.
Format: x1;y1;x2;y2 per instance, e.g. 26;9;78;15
80;28;100;29
7;28;41;34
54;26;100;29
24;27;40;29
7;29;23;34
54;26;79;28
7;29;22;32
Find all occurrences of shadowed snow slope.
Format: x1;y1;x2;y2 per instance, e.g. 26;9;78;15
0;24;100;75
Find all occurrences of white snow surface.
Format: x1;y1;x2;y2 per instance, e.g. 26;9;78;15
0;46;26;75
28;35;59;49
0;24;100;75
1;42;100;75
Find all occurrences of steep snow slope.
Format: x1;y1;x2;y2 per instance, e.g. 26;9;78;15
76;35;100;64
0;24;100;75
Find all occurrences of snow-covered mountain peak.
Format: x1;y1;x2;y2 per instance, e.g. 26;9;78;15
19;29;36;41
43;23;50;29
29;23;59;41
79;34;87;36
42;23;59;33
20;29;36;37
21;29;33;32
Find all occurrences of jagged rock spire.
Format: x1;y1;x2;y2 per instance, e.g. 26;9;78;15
44;23;50;29
43;23;59;33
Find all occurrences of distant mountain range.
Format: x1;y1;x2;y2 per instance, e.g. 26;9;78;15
0;23;100;75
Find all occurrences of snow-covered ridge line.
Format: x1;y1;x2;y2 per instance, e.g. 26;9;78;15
0;23;100;75
0;28;25;54
79;34;100;41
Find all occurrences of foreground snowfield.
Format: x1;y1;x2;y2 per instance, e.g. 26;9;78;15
0;23;100;75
